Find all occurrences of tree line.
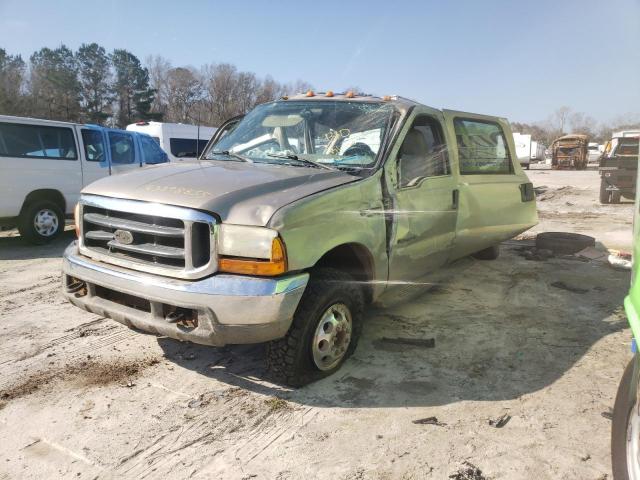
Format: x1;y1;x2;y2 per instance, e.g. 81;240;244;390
2;44;638;140
0;44;312;128
512;106;640;146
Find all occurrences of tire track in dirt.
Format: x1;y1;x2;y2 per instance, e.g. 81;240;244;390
0;327;138;391
114;389;317;478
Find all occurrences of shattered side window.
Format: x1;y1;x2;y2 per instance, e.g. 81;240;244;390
454;119;513;175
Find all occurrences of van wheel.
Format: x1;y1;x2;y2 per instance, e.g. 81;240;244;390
18;200;64;244
266;268;364;387
600;180;611;204
472;244;500;260
612;355;640;480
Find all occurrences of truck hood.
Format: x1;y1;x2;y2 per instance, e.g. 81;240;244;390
81;161;358;226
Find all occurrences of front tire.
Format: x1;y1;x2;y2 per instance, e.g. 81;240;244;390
612;191;622;204
601;180;611;204
266;268;364;387
472;244;500;260
612;355;640;480
17;200;64;244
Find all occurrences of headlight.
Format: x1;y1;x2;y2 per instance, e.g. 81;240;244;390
74;203;81;238
217;225;287;276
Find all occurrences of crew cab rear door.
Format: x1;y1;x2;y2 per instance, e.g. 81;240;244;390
442;110;537;259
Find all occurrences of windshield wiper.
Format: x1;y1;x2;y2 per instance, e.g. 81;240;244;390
266;152;334;170
210;150;252;163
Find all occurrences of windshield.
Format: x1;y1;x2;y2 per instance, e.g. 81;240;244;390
204;100;395;169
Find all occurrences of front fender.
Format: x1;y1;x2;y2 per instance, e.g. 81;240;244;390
268;172;388;297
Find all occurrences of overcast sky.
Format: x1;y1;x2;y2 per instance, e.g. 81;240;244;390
1;0;638;124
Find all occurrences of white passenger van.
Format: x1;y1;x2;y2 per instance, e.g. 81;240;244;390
126;121;216;162
0;115;168;244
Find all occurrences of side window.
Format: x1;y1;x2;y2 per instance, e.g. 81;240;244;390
81;129;106;162
140;135;168;164
0;122;77;160
398;115;450;187
108;131;135;164
454;119;512;174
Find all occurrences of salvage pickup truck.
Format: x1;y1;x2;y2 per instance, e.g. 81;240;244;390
62;92;537;385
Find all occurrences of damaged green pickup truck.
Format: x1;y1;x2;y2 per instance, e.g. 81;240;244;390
62;92;537;385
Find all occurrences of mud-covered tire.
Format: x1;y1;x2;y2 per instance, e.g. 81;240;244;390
612;191;622;204
17;200;64;245
472;244;500;260
266;268;364;387
612;355;639;480
600;180;611;204
535;232;595;255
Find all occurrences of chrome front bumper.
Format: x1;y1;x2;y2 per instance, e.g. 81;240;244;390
61;242;309;346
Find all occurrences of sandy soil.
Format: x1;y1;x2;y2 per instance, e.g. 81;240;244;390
0;168;634;479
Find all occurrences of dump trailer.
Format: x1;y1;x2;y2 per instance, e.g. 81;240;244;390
551;134;589;170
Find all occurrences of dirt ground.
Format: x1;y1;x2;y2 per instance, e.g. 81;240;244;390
0;167;634;479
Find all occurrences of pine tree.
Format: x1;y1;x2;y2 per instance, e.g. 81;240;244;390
111;49;160;127
77;43;113;124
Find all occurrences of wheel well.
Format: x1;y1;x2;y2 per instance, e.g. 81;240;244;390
20;189;66;215
314;243;375;304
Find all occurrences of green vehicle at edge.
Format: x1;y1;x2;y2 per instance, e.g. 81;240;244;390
612;160;640;479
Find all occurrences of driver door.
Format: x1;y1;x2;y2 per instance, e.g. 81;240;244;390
387;108;459;282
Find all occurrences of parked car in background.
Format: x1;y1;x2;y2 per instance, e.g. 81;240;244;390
126;121;216;162
551;134;589;169
599;135;639;204
62;92;538;385
587;142;601;168
513;132;532;169
0;115;168;243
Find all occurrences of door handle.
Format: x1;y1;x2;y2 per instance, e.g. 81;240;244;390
452;189;459;210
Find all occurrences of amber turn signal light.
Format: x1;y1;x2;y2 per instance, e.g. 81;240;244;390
218;237;287;276
74;203;80;238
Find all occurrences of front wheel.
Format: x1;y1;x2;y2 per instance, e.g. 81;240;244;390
266;268;364;387
601;180;611;204
472;244;500;260
612;355;640;480
17;200;65;244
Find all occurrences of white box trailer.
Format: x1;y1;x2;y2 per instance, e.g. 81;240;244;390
513;132;532;169
126;121;216;162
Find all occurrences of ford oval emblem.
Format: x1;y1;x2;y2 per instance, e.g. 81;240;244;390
114;229;134;245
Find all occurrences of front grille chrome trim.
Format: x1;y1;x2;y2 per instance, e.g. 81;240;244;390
78;194;218;280
84;212;185;237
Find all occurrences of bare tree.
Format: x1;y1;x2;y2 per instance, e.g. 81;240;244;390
568;112;597;137
550;106;572;134
165;67;203;123
145;55;171;117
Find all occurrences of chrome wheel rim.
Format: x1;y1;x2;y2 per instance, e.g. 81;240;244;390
33;209;59;237
628;399;640;480
312;303;352;371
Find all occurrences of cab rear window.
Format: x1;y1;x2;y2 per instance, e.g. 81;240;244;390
454;118;512;175
0;122;77;160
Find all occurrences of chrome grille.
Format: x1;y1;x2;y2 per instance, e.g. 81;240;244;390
78;195;217;279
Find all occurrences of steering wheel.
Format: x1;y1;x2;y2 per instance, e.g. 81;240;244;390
342;142;375;158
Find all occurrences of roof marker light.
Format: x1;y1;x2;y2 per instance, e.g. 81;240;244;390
306;90;315;97
345;91;355;98
325;90;334;97
382;95;392;101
